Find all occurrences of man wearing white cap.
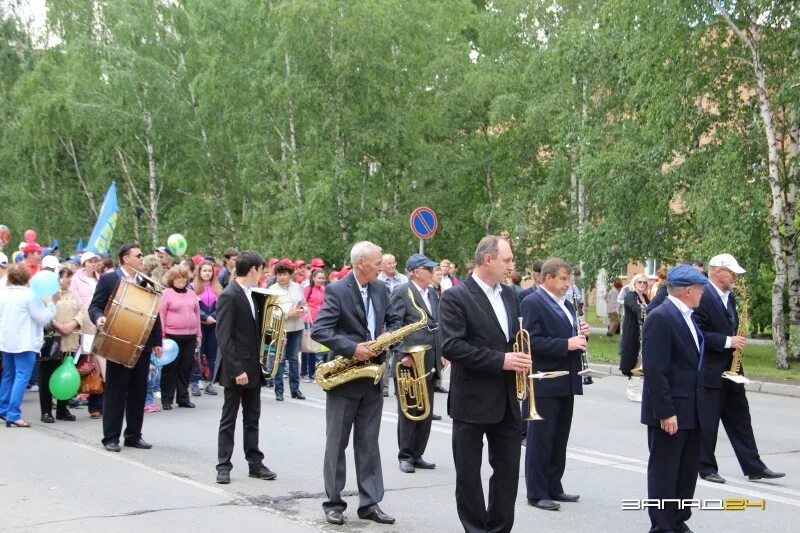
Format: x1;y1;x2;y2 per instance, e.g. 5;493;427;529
694;253;785;484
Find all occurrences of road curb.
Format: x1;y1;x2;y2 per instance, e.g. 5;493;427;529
587;363;800;398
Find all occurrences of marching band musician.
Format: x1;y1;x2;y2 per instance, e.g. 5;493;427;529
440;236;528;533
694;254;785;484
520;258;588;512
89;243;162;453
389;253;443;474
311;241;403;526
214;252;277;484
641;265;707;533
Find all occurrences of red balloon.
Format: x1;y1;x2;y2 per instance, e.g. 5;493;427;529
24;229;37;243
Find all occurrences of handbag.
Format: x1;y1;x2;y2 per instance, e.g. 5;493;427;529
39;332;63;361
301;323;321;353
80;369;104;394
76;354;98;377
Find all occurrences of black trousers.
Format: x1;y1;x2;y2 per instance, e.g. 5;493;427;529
452;402;520;533
38;357;69;416
647;426;701;533
217;385;264;472
102;348;150;445
699;384;766;476
396;375;434;462
160;334;196;406
524;395;574;500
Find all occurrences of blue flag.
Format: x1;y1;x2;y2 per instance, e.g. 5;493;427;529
75;238;85;253
86;181;118;255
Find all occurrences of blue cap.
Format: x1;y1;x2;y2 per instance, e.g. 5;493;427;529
406;253;438;270
667;265;709;287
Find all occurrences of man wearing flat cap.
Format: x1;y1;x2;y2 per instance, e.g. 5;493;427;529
389;254;443;474
641;265;708;533
694;254;785;485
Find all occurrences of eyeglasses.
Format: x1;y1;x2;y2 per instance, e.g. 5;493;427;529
129;253;144;259
636;281;648;285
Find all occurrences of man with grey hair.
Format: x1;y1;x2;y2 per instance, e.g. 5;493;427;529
440;235;529;532
312;240;403;526
378;253;408;294
694;253;784;484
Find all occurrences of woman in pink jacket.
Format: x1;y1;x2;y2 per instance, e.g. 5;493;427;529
158;265;201;410
300;269;327;382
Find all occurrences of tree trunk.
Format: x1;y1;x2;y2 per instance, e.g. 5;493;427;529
59;136;98;218
785;107;800;360
115;146;143;243
142;110;159;249
285;50;303;205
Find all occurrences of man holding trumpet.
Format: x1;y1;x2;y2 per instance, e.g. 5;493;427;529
440;235;529;533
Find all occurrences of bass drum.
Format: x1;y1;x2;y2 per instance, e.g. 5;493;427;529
91;280;161;368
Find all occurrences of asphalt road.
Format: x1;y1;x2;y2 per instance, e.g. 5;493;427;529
1;371;797;532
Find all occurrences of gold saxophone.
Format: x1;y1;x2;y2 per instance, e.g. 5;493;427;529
723;282;748;379
315;288;428;391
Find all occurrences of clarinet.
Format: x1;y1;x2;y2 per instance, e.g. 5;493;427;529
572;292;593;385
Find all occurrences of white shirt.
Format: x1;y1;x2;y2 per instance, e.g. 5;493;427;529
440;275;453;292
0;286;57;353
540;286;575;329
710;280;733;348
378;271;408;293
472;273;509;341
667;295;700;352
239;282;256;319
411;281;432;314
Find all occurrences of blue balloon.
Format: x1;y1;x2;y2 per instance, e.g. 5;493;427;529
152;339;179;367
30;270;60;298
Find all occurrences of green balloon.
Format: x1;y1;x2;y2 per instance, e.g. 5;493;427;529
49;357;81;400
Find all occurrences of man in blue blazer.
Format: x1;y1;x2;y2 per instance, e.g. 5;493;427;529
641;265;708;533
440;235;530;533
520;258;589;512
694;254;784;484
312;241;403;526
89;243;162;453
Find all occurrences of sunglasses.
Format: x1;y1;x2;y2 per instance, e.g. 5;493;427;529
129;253;144;259
636;281;648;285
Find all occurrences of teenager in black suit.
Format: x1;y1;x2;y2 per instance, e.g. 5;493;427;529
641;265;708;533
214;251;276;484
390;253;443;474
440;236;529;533
694;254;784;484
520;258;589;512
89;244;162;453
311;241;403;526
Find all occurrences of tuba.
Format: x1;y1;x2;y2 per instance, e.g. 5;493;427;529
396;344;434;421
315;288;428;391
514;318;543;421
252;287;287;379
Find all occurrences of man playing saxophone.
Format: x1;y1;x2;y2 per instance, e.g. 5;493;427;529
311;241;403;526
694;253;785;484
389;253;443;474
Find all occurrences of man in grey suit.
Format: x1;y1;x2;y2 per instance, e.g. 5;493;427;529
390;253;444;474
311;241;403;526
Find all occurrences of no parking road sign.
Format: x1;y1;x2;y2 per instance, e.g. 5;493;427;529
410;207;438;240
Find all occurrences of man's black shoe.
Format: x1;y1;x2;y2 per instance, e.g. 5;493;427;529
431;413;442;420
529;499;560;511
56;411;76;421
700;472;726;484
104;441;121;453
399;460;415;473
177;401;196;408
275;392;284;401
552;493;580;502
749;468;785;481
124;438;153;449
216;470;230;484
413;458;436;469
434;386;448;393
291;391;306;400
325;509;344;525
162;404;173;410
249;465;277;480
359;506;395;524
41;413;55;423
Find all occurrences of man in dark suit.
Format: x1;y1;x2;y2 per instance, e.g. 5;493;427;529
311;241;403;526
390;253;443;474
520;258;588;512
641;265;708;533
213;251;276;484
89;243;162;453
440;235;529;533
517;260;543;303
694;254;784;484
